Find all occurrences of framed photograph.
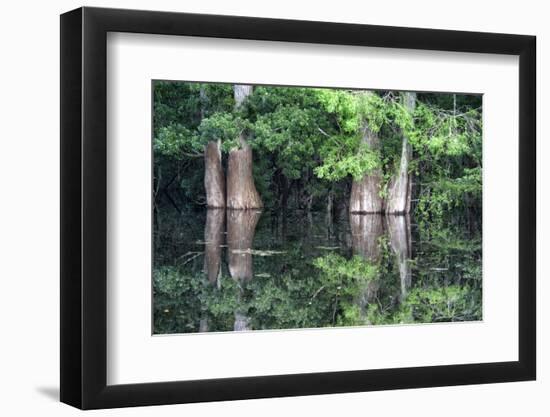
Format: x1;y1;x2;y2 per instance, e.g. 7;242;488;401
60;6;536;409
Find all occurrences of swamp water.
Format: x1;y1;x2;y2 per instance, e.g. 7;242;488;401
153;208;482;334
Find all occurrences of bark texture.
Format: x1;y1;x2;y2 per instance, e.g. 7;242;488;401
203;208;225;284
350;124;384;213
386;92;416;214
227;146;263;209
204;140;225;208
227;85;263;209
386;214;412;298
227;209;262;281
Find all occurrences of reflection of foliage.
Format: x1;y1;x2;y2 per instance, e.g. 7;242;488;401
312;253;379;327
153;210;482;334
406;285;481;322
365;285;482;325
313;253;377;284
153;267;202;334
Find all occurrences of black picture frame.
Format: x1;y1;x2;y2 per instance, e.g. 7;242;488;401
60;6;536;410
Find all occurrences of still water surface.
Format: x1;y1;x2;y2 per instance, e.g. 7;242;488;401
153;208;482;334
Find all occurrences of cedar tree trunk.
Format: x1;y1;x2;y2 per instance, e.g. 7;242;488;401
204;140;225;208
350;124;384;213
226;85;263;209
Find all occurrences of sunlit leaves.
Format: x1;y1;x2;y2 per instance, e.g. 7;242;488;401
412;102;482;160
313;90;415;182
152;80;483;220
315;137;380;181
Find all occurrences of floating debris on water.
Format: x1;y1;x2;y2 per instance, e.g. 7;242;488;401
231;249;286;256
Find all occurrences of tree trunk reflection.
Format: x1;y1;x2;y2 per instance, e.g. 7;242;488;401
234;312;251;331
350;214;384;311
227;210;262;281
203;208;225;285
386;215;412;298
227;209;262;331
350;214;384;262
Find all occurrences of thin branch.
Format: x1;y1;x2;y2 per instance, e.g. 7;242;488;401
317;126;330;137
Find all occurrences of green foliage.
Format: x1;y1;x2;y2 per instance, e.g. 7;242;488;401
314;136;380;181
313;90;391;181
408;96;482;224
198;112;248;152
154;124;195;157
248;87;327;180
315;89;388;133
152;82;483;334
153;81;482;219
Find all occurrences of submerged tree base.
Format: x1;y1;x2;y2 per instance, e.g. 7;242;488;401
226;146;263;210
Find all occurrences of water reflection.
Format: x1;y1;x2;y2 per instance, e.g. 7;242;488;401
227;209;261;331
153;208;482;334
204;208;225;285
350;214;384;311
386;215;412;299
227;210;262;282
350;214;384;262
200;209;225;332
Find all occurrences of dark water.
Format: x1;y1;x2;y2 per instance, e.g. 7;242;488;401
153;208;482;334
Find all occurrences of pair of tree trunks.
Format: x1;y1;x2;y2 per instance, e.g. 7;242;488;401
203;208;261;332
204;85;263;210
350;214;412;318
349;92;416;214
202;85;262;333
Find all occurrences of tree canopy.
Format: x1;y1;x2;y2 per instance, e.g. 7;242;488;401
154;81;481;223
